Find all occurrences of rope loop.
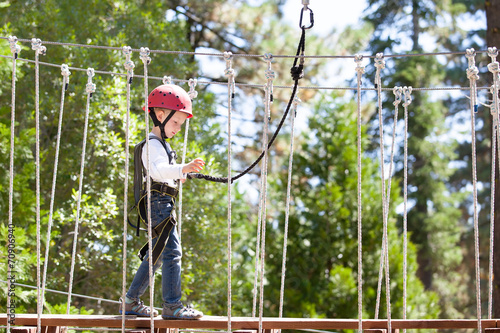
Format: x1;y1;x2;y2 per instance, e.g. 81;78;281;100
188;78;198;99
123;46;135;84
224;51;236;77
466;48;480;82
488;46;499;60
487;47;499;76
8;35;21;58
139;47;151;65
264;52;275;104
31;38;46;56
354;54;365;75
86;67;96;97
374;53;385;70
403;86;413;107
61;64;71;78
393;86;403;107
61;64;71;91
163;76;172;84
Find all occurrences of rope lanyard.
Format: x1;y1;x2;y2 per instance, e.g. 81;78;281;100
139;46;156;331
278;91;300;320
67;67;94;314
42;64;70;310
189;27;308;184
465;48;482;333
354;53;364;333
487;46;500;320
401;86;412;333
121;45;134;333
223;50;235;333
31;38;47;331
7;35;21;333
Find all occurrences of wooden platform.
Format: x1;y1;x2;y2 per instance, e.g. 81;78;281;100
1;314;498;331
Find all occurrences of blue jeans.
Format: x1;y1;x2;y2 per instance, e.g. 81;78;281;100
126;192;182;306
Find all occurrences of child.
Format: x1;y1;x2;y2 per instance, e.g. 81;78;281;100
120;84;205;319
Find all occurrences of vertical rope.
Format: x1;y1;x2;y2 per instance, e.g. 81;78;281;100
487;46;500;320
121;45;134;333
258;53;275;333
67;67;95;315
31;38;46;332
278;91;300;320
223;51;235;333
7;35;21;333
42;64;70;309
139;46;155;331
402;86;412;333
374;54;392;332
251;54;274;318
354;54;365;333
465;48;482;333
178;78;197;243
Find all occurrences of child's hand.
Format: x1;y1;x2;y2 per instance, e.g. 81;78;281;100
182;158;205;174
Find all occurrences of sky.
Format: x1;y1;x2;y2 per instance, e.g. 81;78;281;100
282;0;366;35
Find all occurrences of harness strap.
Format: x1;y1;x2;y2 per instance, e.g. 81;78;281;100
138;215;177;266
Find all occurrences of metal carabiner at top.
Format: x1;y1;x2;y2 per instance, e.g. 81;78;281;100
299;5;314;30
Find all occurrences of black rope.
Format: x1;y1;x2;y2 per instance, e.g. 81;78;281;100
188;28;307;184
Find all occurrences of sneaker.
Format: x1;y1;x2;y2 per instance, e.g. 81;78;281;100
119;297;159;317
161;302;203;320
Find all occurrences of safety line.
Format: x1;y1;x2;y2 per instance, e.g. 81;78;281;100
0;36;492;59
0;54;487;92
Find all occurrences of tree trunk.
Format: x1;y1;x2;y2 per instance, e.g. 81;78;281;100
486;0;500;319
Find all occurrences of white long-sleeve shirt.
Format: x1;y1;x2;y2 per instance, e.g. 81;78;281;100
142;133;186;187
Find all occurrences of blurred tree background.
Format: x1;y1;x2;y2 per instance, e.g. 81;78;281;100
0;0;495;325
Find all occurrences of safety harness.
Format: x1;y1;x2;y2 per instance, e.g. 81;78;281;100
131;135;179;265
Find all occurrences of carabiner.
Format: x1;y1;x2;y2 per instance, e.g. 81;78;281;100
299;6;314;30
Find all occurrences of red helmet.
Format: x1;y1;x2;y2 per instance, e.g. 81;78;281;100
144;84;193;118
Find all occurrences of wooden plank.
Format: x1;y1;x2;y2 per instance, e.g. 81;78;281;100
0;315;496;331
11;327;37;333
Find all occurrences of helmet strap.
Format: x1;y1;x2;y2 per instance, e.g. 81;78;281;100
153;109;176;141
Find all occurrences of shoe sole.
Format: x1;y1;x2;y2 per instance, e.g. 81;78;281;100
119;310;158;317
161;315;203;320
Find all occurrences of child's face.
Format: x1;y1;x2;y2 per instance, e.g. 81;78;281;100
160;109;189;139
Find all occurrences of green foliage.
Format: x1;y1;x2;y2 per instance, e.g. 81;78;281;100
0;0;250;316
265;91;439;322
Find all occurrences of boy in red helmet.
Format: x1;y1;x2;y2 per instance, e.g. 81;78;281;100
120;84;205;319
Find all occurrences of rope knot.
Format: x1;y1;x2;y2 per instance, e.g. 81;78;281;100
225;68;235;77
223;51;236;78
31;38;46;56
354;54;365;75
488;47;499;60
223;51;233;62
393;86;403;107
61;64;71;78
403;86;413;107
374;53;385;70
188;78;198;99
8;35;21;58
290;64;304;81
465;49;480;82
163;76;172;84
123;46;135;83
139;47;151;65
86;68;96;96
